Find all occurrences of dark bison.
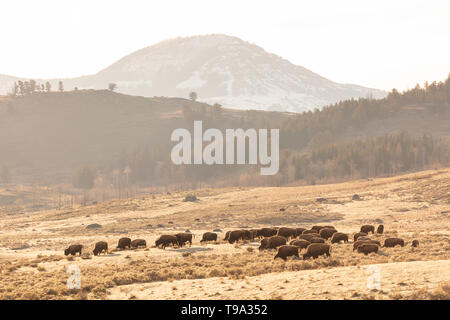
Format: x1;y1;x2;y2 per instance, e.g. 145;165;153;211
303;243;331;259
295;228;307;237
259;236;287;250
256;228;277;238
353;232;368;242
302;229;319;235
155;235;178;249
200;232;217;243
131;239;147;248
117;237;131;250
383;238;405;248
412;240;419;247
289;239;310;249
274;245;300;261
331;232;348;244
357;244;379;255
360;225;375;234
277;227;297;240
319;228;337;240
176;233;193;247
93;241;108;256
228;230;246;244
64;244;83;256
353;240;381;251
377;225;384;234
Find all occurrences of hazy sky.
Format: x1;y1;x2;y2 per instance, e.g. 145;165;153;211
1;0;449;91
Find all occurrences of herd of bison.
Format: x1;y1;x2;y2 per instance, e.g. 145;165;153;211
64;224;418;262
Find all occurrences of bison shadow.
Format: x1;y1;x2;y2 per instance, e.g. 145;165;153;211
166;246;213;253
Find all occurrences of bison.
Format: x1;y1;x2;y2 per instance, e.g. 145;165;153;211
155;235;177;249
412;240;419;247
277;227;297;240
377;225;384;234
319;228;337;240
353;232;368;242
64;244;83;256
383;237;405;248
303;243;331;259
131;239;147;248
200;232;217;243
331;232;348;244
289;239;310;249
357;244;379;255
274;245;300;261
259;236;287;250
228;230;246;244
93;241;108;256
360;225;375;234
256;228;277;238
176;233;193;247
117;237;131;250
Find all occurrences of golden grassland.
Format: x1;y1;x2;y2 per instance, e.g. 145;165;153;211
0;168;449;299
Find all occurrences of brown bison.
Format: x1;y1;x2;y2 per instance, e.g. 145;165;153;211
93;241;108;256
176;233;193;247
155;235;177;249
256;228;277;238
303;243;331;259
353;232;368;242
277;227;297;240
223;231;231;241
302;229;319;235
353;240;381;251
131;239;147;248
383;238;405;248
289;239;310;249
117;237;131;250
274;245;300;261
295;228;307;237
319;228;337;240
228;230;246;244
377;225;384;234
259;236;287;250
200;232;217;243
357;244;379;255
64;244;83;256
412;240;419;247
360;225;375;234
331;232;348;244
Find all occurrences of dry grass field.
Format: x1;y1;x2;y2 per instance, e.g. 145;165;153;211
0;168;449;300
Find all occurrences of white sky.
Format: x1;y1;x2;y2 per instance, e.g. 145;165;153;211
0;0;449;91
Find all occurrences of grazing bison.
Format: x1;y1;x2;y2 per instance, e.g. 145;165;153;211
289;239;310;249
117;237;131;250
295;228;307;237
155;235;178;249
64;244;83;256
274;245;300;261
360;225;375;234
256;228;277;238
331;232;348;244
302;229;319;235
200;232;217;243
319;228;337;240
357;244;379;255
131;239;147;248
377;225;384;234
277;227;297;240
412;240;419;247
259;236;287;250
176;233;193;247
93;241;108;256
309;237;326;244
353;232;368;242
303;243;331;259
228;230;246;244
353;240;381;251
383;238;405;248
